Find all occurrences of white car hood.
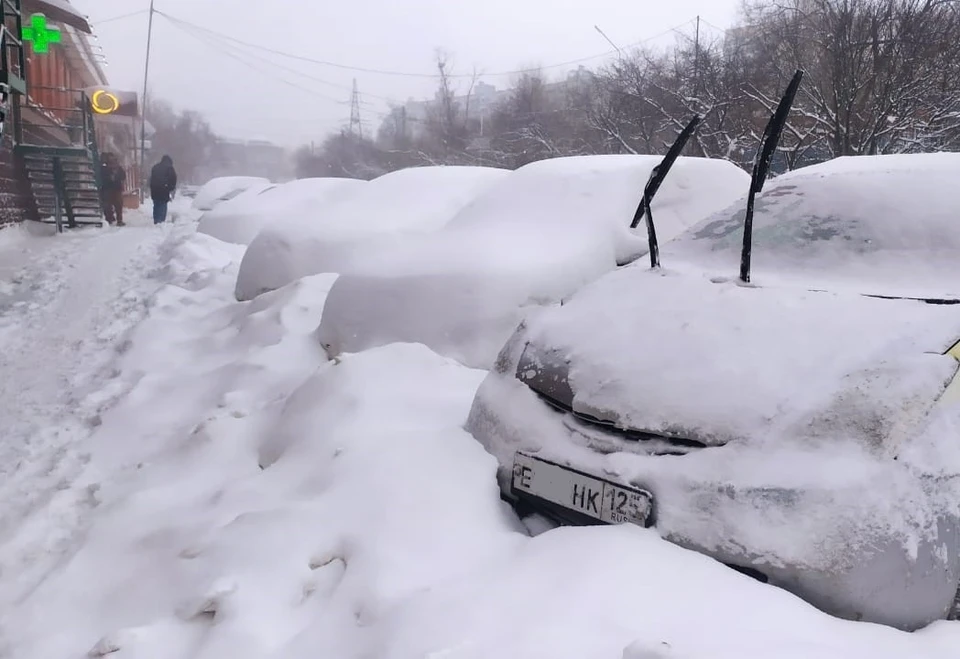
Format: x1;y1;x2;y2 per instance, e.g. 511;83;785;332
523;267;960;452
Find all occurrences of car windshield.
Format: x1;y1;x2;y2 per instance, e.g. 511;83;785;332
217;189;245;202
664;154;960;300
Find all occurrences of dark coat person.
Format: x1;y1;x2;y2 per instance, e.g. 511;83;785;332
100;153;126;226
149;155;177;224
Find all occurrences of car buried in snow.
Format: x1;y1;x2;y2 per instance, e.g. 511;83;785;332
465;75;960;631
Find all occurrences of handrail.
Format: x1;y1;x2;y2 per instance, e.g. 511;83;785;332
0;25;7;140
81;91;101;191
0;82;8;140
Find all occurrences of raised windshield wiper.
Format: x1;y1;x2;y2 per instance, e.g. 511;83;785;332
864;293;960;305
630;115;702;269
739;69;804;284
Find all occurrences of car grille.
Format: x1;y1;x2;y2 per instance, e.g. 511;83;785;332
531;389;708;456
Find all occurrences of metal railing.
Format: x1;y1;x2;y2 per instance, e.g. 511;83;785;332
0;0;25;93
19;86;96;151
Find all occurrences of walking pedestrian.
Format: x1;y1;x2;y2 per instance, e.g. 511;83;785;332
149;155;177;225
99;152;126;226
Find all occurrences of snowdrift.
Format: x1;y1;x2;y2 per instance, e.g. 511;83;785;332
197;177;365;246
192;176;272;212
2;229;957;658
234;165;508;301
317;154;749;369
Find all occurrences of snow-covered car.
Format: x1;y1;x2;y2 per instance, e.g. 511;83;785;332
197;177;364;246
317;154;749;369
234;165;508;301
192;176;271;212
465;153;960;631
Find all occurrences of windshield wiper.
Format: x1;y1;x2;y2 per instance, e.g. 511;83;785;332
630;115;702;269
740;69;804;284
864;293;960;305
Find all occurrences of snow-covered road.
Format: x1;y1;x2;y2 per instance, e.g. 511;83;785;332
0;215;181;610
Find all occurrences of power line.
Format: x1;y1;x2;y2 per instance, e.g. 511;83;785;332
92;9;149;25
159;12;397;102
155;10;697;79
163;17;348;106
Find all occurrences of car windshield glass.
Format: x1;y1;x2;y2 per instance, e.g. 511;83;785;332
218;188;249;202
664;155;960;299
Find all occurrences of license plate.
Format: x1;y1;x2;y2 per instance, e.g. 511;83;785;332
511;452;653;527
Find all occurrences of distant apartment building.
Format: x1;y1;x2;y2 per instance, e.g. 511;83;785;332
384;66;596;140
213;138;292;182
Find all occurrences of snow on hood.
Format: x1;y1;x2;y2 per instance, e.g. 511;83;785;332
197;177;364;246
234;166;507;300
665;153;960;300
523;266;960;451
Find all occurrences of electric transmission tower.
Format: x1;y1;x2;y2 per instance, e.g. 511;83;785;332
349;78;363;140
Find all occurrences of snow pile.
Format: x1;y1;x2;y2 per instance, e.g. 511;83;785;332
192;176;272;211
3;224;959;657
317;155;749;368
665;152;960;299
197;177;365;246
234;165;508;301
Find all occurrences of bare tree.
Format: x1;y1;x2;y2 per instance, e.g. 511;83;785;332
743;0;960;158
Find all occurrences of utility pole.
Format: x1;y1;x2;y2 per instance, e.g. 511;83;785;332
694;15;701;93
349;78;362;140
138;0;156;203
594;25;623;62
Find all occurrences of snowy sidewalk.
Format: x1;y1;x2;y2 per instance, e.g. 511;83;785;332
0;213;186;610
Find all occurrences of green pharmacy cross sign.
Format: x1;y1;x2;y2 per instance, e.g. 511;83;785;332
22;14;62;55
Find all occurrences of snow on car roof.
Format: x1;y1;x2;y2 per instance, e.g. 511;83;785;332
525;266;960;450
664;153;960;300
198;177;365;245
234;166;507;300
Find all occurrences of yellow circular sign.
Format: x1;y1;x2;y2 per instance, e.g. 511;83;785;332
91;90;120;115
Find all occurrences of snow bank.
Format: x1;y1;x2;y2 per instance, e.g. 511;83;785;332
192;176;272;211
197;177;365;246
317;155;749;368
3;226;958;658
665;152;960;299
234;165;508;301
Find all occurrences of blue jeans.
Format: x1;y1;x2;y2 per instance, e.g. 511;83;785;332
153;199;168;224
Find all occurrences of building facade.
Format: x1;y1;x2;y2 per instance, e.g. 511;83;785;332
2;0;139;227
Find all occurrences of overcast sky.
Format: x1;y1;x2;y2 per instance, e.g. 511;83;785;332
73;0;741;147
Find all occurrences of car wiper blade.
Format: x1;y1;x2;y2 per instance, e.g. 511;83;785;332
739;69;804;284
630;115;702;269
863;293;960;305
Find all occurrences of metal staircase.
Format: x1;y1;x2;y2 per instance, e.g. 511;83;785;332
19;144;102;229
16;89;105;231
